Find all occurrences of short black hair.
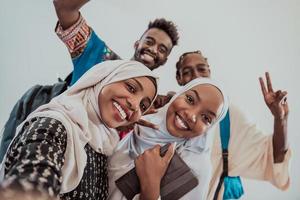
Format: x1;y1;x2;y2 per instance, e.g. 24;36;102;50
147;18;179;46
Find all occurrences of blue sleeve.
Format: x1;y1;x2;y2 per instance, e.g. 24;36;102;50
70;30;121;85
70;31;106;85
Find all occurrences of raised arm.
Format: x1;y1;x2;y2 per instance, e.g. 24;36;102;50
53;0;90;29
259;72;289;163
2;118;67;196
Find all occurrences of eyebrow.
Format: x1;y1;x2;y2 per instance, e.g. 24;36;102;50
145;36;155;43
191;89;217;117
191;89;200;101
132;78;144;91
197;64;209;68
206;110;217;118
147;36;170;53
182;66;193;71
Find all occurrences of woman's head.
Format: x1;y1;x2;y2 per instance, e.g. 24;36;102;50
88;60;158;128
166;78;227;139
99;76;157;128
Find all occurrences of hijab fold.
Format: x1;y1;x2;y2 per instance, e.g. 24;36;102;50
108;78;228;200
1;60;158;194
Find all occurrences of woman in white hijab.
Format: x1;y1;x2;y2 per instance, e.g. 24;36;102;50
0;60;158;200
108;78;229;200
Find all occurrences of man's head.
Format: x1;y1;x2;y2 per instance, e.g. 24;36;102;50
176;51;211;86
134;18;179;70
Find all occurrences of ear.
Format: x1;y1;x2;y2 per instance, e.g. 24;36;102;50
134;40;139;49
176;71;184;86
208;68;211;77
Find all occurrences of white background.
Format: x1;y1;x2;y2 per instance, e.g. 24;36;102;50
0;0;299;199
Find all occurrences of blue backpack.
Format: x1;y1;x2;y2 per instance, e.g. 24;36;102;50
213;111;244;200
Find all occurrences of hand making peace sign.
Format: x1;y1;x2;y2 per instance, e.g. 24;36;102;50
259;72;289;120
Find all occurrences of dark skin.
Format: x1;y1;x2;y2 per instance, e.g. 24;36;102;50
135;144;175;200
259;72;289;162
175;52;289;163
53;0;173;130
0;188;57;200
53;0;175;197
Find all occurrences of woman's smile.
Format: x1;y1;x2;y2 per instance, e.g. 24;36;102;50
174;113;190;131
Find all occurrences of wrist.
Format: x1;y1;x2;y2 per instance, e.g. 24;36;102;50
274;115;288;122
140;180;160;200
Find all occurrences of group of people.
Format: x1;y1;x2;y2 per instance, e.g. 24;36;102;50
0;0;291;200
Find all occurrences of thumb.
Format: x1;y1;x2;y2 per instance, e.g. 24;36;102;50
163;143;176;164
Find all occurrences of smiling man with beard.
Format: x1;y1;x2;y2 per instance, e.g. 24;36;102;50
53;0;179;85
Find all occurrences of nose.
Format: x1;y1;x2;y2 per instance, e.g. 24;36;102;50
127;97;140;112
185;110;197;125
192;69;202;79
148;44;158;54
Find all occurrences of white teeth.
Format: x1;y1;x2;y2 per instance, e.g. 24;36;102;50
176;115;188;129
141;54;154;62
113;102;127;120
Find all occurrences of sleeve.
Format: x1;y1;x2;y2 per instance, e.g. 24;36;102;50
228;104;291;190
55;14;121;85
2;117;68;197
55;14;91;59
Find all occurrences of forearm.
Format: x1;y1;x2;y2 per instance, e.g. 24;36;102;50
3;118;67;196
53;0;90;29
272;117;288;163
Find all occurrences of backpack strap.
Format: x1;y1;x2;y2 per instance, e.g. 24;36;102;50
213;110;244;200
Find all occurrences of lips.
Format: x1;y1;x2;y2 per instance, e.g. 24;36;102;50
140;50;156;63
174;113;190;131
113;101;129;121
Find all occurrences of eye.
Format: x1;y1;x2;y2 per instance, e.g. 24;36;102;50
182;70;192;76
140;101;150;113
197;67;210;77
145;39;153;46
140;103;147;113
158;46;167;54
201;114;212;125
126;83;136;93
185;94;194;105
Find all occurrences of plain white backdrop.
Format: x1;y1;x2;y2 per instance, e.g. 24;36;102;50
0;0;299;199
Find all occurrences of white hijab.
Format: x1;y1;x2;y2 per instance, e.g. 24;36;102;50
108;78;228;200
2;60;158;194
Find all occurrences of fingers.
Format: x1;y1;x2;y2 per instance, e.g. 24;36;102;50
137;119;159;130
167;91;176;98
162;143;176;164
259;77;267;97
265;72;274;92
283;96;288;105
153;94;171;109
276;91;288;104
143;107;158;115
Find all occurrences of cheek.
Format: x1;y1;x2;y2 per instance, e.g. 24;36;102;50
158;54;167;62
183;75;192;81
98;93;105;112
130;111;142;123
194;122;208;136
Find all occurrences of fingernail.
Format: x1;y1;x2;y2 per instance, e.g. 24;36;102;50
172;142;177;152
